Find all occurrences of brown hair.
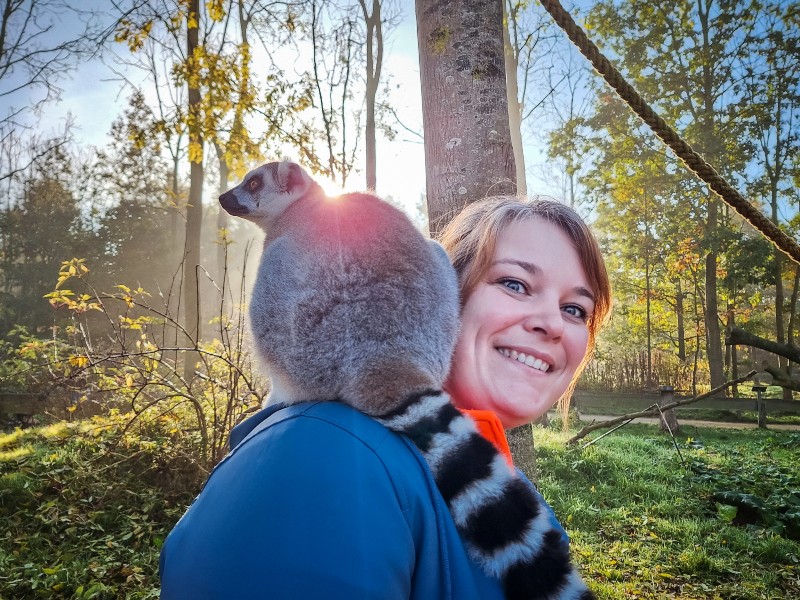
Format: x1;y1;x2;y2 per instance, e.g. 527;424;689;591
438;196;612;417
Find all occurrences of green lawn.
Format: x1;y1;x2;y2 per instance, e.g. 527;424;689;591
528;423;800;599
1;416;798;599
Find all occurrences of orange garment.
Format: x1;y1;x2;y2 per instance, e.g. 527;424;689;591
460;409;514;468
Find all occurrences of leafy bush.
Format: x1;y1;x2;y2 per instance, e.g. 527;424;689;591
689;437;800;539
0;416;202;599
7;258;268;468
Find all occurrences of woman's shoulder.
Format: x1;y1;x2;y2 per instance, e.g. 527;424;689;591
161;401;439;599
230;401;418;464
215;401;433;510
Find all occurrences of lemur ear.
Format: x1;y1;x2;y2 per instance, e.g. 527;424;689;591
286;163;306;193
276;161;306;194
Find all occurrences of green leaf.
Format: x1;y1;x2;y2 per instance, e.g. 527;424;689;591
716;502;738;523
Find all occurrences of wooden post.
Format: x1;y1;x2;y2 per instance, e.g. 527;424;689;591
753;385;768;428
658;385;679;434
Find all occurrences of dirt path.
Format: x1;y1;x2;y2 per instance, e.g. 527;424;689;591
577;413;800;431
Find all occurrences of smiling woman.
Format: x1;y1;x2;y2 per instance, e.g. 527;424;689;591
439;196;612;429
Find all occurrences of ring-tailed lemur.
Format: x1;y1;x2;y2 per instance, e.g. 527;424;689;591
219;160;595;600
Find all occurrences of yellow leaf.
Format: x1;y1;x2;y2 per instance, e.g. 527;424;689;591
125;374;134;388
68;355;89;368
188;141;203;163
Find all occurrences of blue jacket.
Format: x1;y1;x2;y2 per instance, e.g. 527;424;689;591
160;401;566;599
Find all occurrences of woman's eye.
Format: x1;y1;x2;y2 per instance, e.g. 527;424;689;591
563;304;588;320
500;279;526;293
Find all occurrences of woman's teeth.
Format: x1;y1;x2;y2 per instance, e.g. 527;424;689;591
497;348;550;372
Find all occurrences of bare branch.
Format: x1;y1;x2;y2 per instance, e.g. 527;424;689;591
567;371;756;445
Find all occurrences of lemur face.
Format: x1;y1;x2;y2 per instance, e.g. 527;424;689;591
219;161;314;229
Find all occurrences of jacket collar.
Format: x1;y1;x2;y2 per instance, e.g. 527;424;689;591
460;409;513;467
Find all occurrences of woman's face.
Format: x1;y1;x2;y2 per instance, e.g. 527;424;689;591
446;217;595;429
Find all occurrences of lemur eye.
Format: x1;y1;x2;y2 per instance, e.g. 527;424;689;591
248;176;262;192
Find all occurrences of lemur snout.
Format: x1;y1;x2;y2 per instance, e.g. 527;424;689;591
219;191;248;215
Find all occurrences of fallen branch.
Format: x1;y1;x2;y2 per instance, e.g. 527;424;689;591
567;371;757;445
726;326;800;364
764;365;800;392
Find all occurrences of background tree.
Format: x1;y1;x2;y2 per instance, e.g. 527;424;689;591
93;92;178;294
740;3;800;399
359;0;383;191
0;146;90;336
577;0;759;392
543;53;593;210
0;0;104;182
308;0;365;186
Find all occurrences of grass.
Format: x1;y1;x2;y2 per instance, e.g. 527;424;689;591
526;423;800;599
1;416;798;599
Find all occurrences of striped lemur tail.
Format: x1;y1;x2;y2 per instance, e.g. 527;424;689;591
220;160;595;600
377;389;595;600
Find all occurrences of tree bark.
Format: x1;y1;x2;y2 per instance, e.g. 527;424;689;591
506;424;538;484
416;0;516;236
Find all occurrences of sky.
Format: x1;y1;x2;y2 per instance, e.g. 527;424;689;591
8;0;566;220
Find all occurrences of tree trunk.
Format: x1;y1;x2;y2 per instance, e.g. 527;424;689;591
788;264;799;349
171;155;181;252
183;0;203;378
705;202;725;392
696;0;725;394
506;424;538;484
503;1;525;196
415;0;516;236
644;228;653;387
214;142;230;291
360;0;382;192
727;306;738;397
676;281;686;362
773;227;792;401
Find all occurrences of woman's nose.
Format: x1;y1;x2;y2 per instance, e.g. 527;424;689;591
522;299;564;339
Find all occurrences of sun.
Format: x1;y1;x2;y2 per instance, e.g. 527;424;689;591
314;174;346;199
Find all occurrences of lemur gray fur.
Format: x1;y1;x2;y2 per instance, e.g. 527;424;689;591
219;160;595;600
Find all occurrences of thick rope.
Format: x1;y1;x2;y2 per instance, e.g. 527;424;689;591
539;0;800;266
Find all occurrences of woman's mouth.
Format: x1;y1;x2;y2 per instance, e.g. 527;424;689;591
496;347;551;372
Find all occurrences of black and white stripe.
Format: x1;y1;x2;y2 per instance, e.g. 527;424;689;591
376;390;595;600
